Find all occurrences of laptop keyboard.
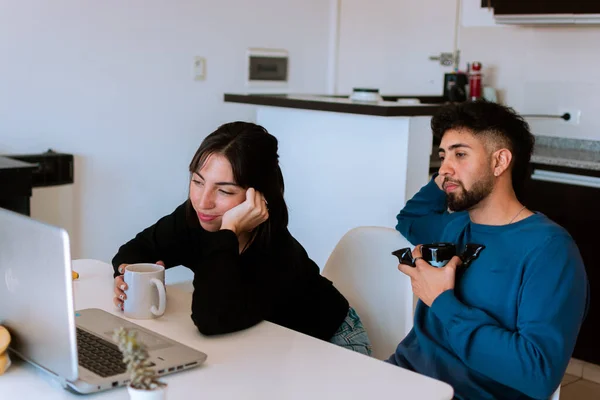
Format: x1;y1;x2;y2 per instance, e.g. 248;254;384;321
76;328;127;378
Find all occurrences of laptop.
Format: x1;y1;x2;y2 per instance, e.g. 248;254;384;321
0;208;207;394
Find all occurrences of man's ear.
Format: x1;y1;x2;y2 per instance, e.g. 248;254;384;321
492;148;512;177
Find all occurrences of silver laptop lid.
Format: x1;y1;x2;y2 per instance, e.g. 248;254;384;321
0;208;78;381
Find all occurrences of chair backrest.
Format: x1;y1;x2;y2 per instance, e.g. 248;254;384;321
322;226;414;360
323;227;563;397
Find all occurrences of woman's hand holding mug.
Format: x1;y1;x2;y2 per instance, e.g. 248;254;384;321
113;260;165;310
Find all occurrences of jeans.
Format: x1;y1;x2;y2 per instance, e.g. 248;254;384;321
329;307;373;356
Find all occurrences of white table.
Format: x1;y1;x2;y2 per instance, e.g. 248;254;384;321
3;259;454;399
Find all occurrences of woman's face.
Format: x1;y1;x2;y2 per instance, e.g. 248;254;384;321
189;153;246;231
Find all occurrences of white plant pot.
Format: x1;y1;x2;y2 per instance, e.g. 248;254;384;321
127;385;166;400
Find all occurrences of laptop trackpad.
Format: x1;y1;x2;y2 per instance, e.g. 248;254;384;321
102;329;169;350
76;308;174;351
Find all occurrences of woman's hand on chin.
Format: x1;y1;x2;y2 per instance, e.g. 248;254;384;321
220;188;269;235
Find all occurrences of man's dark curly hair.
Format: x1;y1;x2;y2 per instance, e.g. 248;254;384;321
431;100;535;201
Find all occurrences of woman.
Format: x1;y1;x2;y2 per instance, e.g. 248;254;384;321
112;122;372;356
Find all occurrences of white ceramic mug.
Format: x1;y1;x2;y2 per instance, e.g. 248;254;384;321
123;263;166;319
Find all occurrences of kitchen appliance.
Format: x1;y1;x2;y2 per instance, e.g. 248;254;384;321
443;72;468;102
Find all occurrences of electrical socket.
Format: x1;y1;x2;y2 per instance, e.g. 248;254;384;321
559;108;581;125
193;56;206;81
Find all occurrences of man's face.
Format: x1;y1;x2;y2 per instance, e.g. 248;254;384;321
438;129;495;212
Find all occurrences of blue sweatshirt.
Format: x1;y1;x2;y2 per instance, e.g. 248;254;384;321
388;176;588;400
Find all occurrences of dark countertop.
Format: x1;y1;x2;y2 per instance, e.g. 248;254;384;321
224;93;446;117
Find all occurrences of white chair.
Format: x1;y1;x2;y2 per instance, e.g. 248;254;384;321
321;226;562;400
322;226;414;360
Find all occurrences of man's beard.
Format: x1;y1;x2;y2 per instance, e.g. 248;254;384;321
445;171;494;212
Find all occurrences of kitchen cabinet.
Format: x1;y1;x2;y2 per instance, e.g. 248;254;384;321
0;152;74;216
491;0;600;15
523;164;600;366
0;156;36;216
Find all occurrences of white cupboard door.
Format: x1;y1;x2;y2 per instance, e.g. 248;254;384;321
336;0;459;96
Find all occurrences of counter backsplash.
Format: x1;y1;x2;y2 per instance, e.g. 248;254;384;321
534;135;600;152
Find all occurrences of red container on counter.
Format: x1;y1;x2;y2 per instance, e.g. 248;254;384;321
469;62;483;101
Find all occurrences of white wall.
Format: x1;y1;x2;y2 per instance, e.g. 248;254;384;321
336;0;600;141
0;0;332;261
336;0;458;96
4;0;598;261
258;108;431;268
459;23;600;141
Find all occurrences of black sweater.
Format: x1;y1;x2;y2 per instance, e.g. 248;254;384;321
111;202;349;341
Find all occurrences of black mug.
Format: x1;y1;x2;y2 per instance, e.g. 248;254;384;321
392;243;485;269
421;243;456;268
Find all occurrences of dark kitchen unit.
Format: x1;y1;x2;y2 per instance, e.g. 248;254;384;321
489;0;600;15
522;137;600;366
0;156;37;216
0;150;74;216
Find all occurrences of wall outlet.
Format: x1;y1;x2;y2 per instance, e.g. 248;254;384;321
560;108;581;125
193;56;206;81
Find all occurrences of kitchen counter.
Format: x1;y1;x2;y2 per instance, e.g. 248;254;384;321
224;93;445;117
532;136;600;172
227;94;599;171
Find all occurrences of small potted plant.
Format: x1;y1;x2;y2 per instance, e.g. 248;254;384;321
113;327;167;400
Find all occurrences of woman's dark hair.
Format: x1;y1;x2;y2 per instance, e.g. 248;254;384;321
431;100;535;201
186;121;288;251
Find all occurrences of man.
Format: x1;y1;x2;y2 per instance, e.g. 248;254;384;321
389;101;588;400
